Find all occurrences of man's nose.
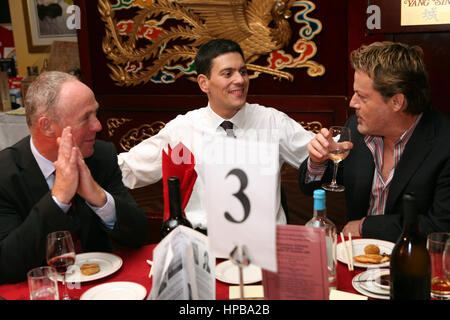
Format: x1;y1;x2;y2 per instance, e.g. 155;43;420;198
349;93;358;109
91;117;102;132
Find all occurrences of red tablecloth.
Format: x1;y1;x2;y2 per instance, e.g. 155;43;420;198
0;242;363;300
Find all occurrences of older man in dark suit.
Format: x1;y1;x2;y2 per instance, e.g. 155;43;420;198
299;42;450;243
0;71;148;284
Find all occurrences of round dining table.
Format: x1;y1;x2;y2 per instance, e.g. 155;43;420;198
0;241;363;301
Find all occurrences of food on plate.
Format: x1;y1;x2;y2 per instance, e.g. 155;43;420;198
354;254;384;264
364;244;380;255
376;273;390;287
354;244;390;264
81;263;100;275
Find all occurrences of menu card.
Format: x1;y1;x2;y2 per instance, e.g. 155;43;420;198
262;225;329;300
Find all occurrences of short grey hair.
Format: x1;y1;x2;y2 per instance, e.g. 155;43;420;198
24;71;78;127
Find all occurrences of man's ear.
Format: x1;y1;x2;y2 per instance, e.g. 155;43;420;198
37;116;56;137
197;74;209;94
391;93;406;112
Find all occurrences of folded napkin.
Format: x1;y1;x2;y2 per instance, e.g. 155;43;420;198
162;142;198;221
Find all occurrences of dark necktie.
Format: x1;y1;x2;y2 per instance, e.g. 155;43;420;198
220;120;236;138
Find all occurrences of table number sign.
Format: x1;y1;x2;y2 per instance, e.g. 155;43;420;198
204;137;278;272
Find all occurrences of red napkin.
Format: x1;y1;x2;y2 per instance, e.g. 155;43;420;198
162;142;198;221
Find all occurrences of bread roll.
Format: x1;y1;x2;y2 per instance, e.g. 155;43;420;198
81;263;100;275
364;244;380;255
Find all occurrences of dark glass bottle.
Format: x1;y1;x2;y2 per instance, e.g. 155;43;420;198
390;193;431;300
161;177;192;239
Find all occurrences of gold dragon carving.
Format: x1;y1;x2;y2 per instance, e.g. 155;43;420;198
111;118;321;151
119;121;166;151
98;0;324;86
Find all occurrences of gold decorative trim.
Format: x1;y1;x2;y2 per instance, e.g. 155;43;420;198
106;117;132;137
117;119;320;152
299;120;322;133
120;121;166;151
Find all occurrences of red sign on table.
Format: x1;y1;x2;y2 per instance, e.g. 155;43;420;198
262;225;329;300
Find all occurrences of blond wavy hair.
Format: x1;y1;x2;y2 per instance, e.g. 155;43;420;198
350;41;431;114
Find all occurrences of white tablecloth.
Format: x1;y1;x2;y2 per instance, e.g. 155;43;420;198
0;111;29;151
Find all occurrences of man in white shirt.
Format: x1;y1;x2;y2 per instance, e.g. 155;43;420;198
118;39;314;231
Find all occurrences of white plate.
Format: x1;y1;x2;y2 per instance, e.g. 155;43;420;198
80;282;147;300
337;239;394;268
215;260;262;285
63;252;123;283
352;269;390;300
357;268;390;295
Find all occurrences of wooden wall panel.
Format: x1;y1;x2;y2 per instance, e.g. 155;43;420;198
355;0;450;116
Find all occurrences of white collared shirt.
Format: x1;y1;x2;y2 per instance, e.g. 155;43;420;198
30;138;116;229
118;102;314;229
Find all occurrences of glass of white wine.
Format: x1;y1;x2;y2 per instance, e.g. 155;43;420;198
322;126;351;192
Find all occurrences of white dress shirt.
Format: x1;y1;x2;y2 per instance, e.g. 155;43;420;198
30;138;117;229
118;103;314;229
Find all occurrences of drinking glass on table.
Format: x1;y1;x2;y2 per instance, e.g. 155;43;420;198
322;126;351;192
46;231;76;300
444;238;450;280
427;232;450;300
27;266;59;300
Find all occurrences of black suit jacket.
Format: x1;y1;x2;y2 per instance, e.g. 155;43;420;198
299;109;450;242
0;137;148;283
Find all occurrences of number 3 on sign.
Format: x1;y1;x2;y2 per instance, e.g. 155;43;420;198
224;169;250;223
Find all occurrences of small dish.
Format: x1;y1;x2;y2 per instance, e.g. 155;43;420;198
80;281;147;300
352;268;390;299
338;239;394;268
63;252;123;283
215;260;262;285
373;272;390;291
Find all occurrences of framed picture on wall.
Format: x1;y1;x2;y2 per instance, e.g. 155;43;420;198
22;0;78;52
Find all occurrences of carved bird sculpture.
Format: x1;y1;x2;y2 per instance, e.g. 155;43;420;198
99;0;298;86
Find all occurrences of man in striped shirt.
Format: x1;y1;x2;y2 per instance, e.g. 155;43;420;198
298;42;450;242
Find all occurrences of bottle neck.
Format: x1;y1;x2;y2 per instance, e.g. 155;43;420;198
402;208;419;236
168;180;183;219
313;198;326;217
401;194;421;238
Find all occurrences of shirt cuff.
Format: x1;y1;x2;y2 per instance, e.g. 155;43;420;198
305;158;327;183
359;217;366;236
86;191;117;230
52;195;71;213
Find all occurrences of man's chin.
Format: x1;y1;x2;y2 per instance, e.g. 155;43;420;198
356;124;367;135
81;146;95;158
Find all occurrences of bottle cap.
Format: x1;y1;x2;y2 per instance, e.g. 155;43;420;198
313;189;326;211
313;189;326;199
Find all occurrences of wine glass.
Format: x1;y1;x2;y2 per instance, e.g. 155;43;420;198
444;238;450;280
322;126;351;192
46;231;76;300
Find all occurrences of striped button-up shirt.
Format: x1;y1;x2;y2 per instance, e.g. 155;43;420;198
306;114;422;220
364;114;422;216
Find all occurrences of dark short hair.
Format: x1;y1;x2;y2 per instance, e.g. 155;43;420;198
350;41;432;114
195;39;245;78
